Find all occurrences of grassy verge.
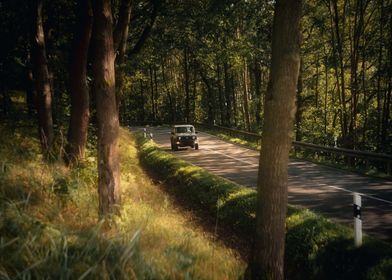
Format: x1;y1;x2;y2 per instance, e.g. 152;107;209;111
137;135;392;280
0;122;245;279
199;127;260;151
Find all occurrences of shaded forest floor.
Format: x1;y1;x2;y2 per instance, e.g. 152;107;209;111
0;106;245;278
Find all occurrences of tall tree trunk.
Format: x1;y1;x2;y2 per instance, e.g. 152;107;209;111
349;0;366;149
31;0;54;153
91;0;120;217
376;0;384;150
192;59;197;122
217;62;225;125
149;65;156;121
113;0;132;114
254;59;262;127
246;0;302;279
337;0;349;147
200;71;214;124
184;48;190;123
295;60;303;141
243;60;251;131
139;79;146;121
329;0;349;146
381;8;392;150
161;61;174;122
224;62;232;125
361;45;368;145
154;68;159;120
315;58;319;108
66;0;93;163
231;69;238;126
324;53;329;136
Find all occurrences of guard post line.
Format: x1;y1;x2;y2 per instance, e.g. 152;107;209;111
353;192;362;247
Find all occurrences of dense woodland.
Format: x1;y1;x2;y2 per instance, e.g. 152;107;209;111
0;0;391;278
1;0;391;153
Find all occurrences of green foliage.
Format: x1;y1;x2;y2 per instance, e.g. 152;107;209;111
367;259;392;280
138;137;254;232
137;135;392;279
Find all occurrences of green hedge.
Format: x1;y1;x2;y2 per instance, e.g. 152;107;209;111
137;136;392;280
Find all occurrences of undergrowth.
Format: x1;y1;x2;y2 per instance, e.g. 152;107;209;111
0;121;245;279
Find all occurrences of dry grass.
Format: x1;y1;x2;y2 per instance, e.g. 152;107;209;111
0;122;245;279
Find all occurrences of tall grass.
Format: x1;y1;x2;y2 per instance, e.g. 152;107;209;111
0;122;245;279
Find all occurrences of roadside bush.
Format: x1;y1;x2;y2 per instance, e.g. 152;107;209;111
137;135;392;280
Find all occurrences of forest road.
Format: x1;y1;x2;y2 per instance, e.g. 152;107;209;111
132;126;392;242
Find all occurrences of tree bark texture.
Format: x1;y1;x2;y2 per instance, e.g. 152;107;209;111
31;0;54;153
92;0;121;217
66;0;93;163
246;0;302;279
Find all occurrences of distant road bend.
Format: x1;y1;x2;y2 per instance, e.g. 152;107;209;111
132;126;392;241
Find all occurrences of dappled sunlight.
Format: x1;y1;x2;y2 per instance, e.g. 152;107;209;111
0;124;245;279
146;126;392;242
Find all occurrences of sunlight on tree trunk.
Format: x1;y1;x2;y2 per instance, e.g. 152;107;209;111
246;0;302;279
92;0;121;217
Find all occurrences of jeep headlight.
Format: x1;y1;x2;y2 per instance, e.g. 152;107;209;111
178;136;182;140
192;136;196;140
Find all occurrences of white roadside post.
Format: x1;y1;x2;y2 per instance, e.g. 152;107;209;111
143;128;147;138
353;193;362;247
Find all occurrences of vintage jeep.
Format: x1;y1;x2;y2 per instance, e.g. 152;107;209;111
170;124;199;151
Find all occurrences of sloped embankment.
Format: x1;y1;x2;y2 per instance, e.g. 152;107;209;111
0;123;245;279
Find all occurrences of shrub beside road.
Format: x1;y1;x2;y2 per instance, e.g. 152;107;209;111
137;134;392;279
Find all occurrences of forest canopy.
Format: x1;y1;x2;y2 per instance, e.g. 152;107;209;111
1;0;391;153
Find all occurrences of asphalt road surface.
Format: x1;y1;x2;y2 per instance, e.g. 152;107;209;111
132;126;392;241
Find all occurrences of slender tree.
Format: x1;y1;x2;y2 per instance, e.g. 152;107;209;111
31;0;54;153
246;0;302;279
243;60;251;131
66;0;93;163
113;0;132;111
91;0;120;217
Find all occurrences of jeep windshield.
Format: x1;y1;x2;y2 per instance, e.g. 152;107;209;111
176;127;194;133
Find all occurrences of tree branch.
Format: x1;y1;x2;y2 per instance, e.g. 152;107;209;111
128;0;161;57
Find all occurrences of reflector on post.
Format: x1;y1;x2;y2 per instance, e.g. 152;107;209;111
353;193;362;247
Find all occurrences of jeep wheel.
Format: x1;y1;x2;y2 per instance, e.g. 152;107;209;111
174;144;179;151
194;143;199;150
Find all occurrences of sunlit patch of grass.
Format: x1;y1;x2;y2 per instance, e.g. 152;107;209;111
118;129;246;279
0;122;245;279
201;128;261;150
216;133;259;149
